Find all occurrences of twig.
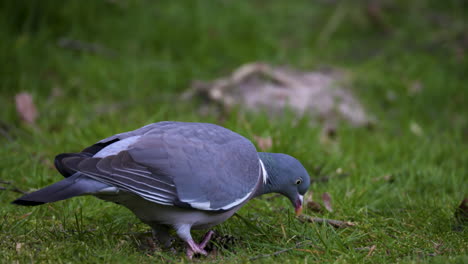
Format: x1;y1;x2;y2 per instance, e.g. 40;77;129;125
299;214;356;228
366;245;377;256
12;188;27;194
355;246;373;251
355;245;377;256
0;179;11;184
249;241;314;260
0;187;27;194
57;38;117;57
0;180;27;194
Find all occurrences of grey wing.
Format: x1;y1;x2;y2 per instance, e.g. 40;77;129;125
58;122;260;211
79;122;175;156
55;123;171;178
127;123;261;211
61;151;178;205
129;131;260;211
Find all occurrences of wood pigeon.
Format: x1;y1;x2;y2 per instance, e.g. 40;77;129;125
12;121;311;258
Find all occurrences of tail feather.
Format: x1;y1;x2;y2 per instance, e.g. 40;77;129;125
12;174;111;206
54;153;90;178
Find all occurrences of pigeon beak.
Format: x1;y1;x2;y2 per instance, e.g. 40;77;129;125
294;194;304;216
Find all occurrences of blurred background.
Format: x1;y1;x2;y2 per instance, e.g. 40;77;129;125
1;0;466;128
0;0;467;262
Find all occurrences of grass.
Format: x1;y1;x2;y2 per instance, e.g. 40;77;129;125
0;0;467;263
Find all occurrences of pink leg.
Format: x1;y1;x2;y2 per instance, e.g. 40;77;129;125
186;230;215;259
199;230;215;248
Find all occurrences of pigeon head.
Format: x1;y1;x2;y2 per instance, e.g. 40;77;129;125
257;152;311;216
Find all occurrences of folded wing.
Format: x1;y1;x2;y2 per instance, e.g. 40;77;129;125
56;122;260;211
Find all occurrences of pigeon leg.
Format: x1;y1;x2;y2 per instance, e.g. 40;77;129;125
186;239;207;259
176;225;216;259
151;224;174;248
199;230;215;248
185;230;215;259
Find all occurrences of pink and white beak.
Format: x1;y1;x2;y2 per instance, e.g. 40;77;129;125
294;194;304;216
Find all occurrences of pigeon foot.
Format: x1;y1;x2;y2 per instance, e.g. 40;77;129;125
186;230;215;259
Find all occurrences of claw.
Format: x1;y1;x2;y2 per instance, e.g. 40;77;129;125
186;230;215;259
186;240;208;259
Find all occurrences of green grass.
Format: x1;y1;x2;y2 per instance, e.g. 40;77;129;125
0;0;467;263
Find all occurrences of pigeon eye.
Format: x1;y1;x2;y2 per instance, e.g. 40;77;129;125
295;179;302;185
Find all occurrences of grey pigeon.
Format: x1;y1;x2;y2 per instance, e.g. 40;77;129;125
13;121;311;258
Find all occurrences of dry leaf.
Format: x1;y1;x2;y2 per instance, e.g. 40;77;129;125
185;62;374;127
253;135;273;151
16;243;23;253
19;212;32;219
322;192;333;212
410;121;424;136
432;241;443;255
306;200;323;213
15;92;38;125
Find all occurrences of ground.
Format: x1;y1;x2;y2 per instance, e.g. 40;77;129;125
0;0;467;263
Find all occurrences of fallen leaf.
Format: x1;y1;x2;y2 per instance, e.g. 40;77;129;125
322;192;333;212
15;92;38;125
19;212;32;219
306;200;323;213
185;62;374;127
16;243;23;253
253;135;273;151
432;241;443;255
410;121;424;136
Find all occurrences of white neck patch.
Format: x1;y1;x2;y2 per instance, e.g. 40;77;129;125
259;159;268;184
